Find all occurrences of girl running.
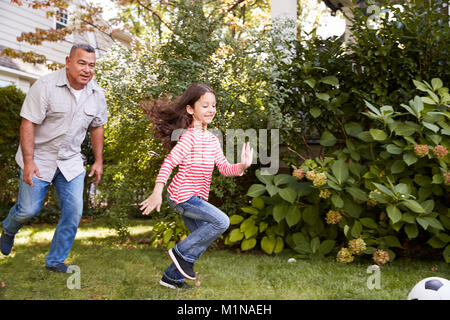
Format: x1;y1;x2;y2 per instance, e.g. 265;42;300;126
140;83;253;289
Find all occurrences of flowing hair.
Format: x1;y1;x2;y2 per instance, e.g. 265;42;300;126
142;83;215;149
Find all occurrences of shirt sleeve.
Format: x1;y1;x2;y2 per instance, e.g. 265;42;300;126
214;137;242;177
90;92;108;127
20;79;47;124
155;129;196;185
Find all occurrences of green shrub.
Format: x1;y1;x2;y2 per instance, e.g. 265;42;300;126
150;213;189;249
268;0;450;162
232;79;449;263
0;85;24;205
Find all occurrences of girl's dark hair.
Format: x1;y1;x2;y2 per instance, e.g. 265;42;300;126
142;83;215;148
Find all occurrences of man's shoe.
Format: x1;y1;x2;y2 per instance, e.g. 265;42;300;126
45;263;74;273
0;231;15;256
168;248;196;280
159;274;193;290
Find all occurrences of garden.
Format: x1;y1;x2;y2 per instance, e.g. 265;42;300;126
0;0;449;300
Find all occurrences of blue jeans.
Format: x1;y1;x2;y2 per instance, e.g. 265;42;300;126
2;168;85;266
163;195;230;283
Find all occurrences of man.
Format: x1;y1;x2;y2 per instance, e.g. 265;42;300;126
0;43;107;273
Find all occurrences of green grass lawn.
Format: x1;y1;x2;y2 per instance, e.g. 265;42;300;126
0;217;448;300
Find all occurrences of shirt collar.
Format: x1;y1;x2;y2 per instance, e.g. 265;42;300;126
56;67;100;93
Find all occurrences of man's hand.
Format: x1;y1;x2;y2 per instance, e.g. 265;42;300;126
89;125;104;185
20;118;41;186
22;161;42;186
88;161;103;185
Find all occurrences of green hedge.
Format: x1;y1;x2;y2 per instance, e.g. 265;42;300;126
0;85;24;205
219;0;449;264
231;79;449;264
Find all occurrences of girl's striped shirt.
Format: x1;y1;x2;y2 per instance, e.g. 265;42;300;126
155;127;241;204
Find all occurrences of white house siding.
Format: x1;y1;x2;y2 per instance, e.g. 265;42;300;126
95;30;115;58
0;64;38;92
0;0;121;93
0;0;72;65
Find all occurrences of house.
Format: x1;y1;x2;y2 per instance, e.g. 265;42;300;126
0;0;132;93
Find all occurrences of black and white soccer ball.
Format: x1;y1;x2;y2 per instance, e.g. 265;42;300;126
407;277;450;300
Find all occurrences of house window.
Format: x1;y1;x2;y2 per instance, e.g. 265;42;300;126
55;9;68;29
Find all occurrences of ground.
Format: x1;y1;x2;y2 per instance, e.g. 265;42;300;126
0;217;449;300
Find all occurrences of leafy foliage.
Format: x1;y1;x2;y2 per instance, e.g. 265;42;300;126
235;79;449;263
94;1;450;263
0;86;24;205
94;2;272;237
150;213;189;249
269;0;450;158
2;0;110;70
225;1;450;262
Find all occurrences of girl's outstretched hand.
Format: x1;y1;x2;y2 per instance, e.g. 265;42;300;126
140;193;162;215
240;141;254;170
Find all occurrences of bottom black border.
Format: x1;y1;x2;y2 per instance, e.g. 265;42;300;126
0;299;445;318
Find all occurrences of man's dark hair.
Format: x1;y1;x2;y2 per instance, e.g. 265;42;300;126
69;43;95;57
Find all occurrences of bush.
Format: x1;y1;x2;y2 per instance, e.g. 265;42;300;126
0;85;24;205
267;0;450;161
233;79;449;263
221;0;450;263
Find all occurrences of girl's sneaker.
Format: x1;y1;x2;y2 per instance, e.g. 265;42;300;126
45;262;74;273
168;248;196;280
159;275;193;290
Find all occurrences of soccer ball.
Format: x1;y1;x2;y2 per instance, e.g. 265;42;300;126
407;277;450;300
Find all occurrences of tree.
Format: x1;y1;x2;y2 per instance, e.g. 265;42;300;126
1;0;273;70
92;1;276;236
2;0;114;70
